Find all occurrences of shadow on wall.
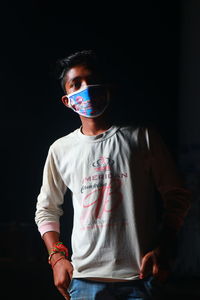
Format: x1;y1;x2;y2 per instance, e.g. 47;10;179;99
172;144;200;278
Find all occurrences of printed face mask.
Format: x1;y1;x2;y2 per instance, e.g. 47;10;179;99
66;85;109;118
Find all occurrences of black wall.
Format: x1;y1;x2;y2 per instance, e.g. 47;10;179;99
1;1;200;299
1;1;181;222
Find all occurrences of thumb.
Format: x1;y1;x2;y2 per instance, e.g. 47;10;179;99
140;251;153;279
65;294;70;300
152;257;159;276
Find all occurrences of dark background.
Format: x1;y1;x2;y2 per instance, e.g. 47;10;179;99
1;1;200;299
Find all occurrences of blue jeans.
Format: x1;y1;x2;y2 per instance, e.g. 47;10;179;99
68;276;164;300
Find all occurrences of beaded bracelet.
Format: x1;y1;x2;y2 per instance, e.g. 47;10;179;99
48;241;69;264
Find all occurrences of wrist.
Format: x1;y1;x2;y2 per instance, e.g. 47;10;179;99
51;255;67;269
50;252;66;264
48;241;69;265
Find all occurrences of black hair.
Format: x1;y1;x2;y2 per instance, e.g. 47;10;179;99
56;50;106;93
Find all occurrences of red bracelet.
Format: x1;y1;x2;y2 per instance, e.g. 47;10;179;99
48;241;69;264
51;255;66;269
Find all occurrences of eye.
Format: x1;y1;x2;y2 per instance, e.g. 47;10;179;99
74;81;82;89
69;80;81;91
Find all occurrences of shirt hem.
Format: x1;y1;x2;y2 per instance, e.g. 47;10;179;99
72;273;140;281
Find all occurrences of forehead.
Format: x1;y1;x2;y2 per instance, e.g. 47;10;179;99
65;65;93;84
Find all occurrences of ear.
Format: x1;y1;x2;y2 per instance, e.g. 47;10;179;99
61;95;70;107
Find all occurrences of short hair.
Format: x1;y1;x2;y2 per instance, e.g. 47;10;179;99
56;50;106;93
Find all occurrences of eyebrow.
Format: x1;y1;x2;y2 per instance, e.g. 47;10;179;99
65;76;81;88
69;76;82;83
70;75;87;82
67;74;95;86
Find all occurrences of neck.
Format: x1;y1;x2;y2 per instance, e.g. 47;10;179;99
80;114;112;136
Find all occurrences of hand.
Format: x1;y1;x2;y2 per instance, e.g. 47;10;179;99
52;255;74;299
139;248;171;283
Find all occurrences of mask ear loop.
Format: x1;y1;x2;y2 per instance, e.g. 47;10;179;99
61;95;71;108
66;95;72;108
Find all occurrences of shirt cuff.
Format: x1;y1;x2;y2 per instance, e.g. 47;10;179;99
38;221;60;236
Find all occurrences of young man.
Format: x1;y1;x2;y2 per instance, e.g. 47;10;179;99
35;50;191;300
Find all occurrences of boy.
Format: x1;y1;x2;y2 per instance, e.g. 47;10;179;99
35;50;190;299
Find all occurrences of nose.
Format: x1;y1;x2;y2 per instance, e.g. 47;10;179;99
81;79;89;88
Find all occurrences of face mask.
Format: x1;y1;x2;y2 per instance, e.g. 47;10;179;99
66;85;109;118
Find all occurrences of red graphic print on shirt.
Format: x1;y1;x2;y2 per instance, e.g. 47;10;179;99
81;178;122;221
79;157;128;229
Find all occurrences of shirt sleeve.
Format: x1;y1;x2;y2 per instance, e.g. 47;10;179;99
147;128;191;236
35;146;67;237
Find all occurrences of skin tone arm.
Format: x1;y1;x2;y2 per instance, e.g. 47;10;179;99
43;231;74;300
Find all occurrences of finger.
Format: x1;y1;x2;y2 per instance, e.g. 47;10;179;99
140;252;153;278
57;286;70;299
140;253;150;272
65;293;70;300
152;262;159;276
57;278;70;299
152;252;159;276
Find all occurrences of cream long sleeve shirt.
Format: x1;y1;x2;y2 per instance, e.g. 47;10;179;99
35;125;190;280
